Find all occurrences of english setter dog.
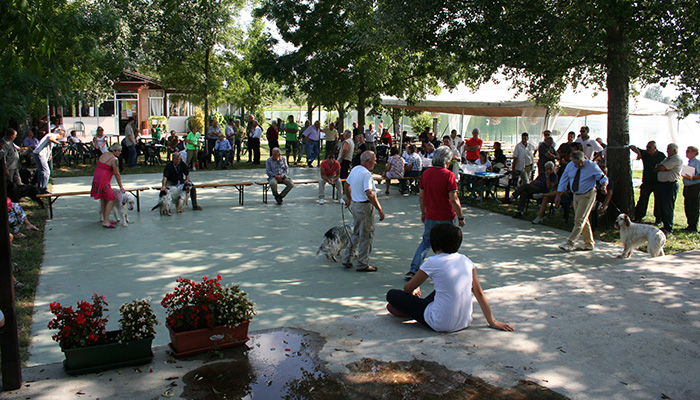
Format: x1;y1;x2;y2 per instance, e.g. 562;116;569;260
317;223;353;262
151;182;193;216
99;189;136;227
615;213;666;258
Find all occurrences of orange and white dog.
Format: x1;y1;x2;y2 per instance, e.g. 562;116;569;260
614;213;666;258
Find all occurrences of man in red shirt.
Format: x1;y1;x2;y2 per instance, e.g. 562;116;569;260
405;146;466;280
464;128;483;163
318;153;342;205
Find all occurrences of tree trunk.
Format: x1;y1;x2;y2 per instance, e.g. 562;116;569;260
307;101;316;123
606;20;634;217
357;75;366;133
337;104;346;133
204;46;211;155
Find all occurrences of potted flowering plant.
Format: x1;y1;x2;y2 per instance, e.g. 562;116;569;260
48;294;158;375
161;275;255;356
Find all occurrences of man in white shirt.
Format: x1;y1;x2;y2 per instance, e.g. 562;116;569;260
575;126;603;159
364;123;377;153
303;120;321;167
250;120;262;164
512;132;537;184
655;143;684;234
342;151;385;272
33;130;65;192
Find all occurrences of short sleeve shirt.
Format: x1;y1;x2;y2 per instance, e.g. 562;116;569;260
421;253;475;332
285;122;299;142
320;159;341;177
163;161;189;185
465;137;483;161
186;132;199;150
346;165;375;202
420;166;458;221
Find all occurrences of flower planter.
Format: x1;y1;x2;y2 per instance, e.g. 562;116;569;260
62;331;154;375
167;321;250;357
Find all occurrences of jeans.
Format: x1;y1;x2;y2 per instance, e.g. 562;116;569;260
409;218;458;273
306;140;320;164
127;145;137;167
34;153;50;190
657;181;679;231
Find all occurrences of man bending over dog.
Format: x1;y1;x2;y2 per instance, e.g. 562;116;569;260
160;152;203;210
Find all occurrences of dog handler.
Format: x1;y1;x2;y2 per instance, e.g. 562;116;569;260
386;223;514;332
91;143;125;228
160;152;203;211
342;151;384;272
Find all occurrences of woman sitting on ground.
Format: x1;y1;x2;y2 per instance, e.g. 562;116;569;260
382;147;405;194
7;197;39;238
386;223;514;332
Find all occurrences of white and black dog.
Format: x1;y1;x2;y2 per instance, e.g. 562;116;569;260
99;189;136;227
152;182;193;216
317;223;353;262
614;213;666;258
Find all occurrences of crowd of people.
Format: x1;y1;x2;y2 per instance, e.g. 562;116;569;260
4;115;700;335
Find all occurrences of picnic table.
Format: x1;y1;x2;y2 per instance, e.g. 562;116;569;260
459;170;506;206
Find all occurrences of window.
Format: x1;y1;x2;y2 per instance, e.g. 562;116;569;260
167;95;193;117
149;90;165;116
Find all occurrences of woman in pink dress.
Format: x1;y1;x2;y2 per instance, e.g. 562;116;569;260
91;142;125;228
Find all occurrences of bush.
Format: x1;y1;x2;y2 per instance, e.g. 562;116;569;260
187;108;205;133
410;112;436;135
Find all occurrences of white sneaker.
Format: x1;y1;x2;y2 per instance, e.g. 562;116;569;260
193;166;197;171
558;242;574;252
575;244;594;251
532;216;542;224
338;198;344;204
532;193;544;200
318;199;325;205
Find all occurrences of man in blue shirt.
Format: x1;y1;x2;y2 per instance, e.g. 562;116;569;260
266;147;294;205
682;146;700;233
555;151;608;251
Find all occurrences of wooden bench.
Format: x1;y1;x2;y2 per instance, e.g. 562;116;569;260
37;187;150;219
151;182;253;206
255;179;319;204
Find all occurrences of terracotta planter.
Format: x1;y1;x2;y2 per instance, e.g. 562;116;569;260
62;331;154;375
167;321;250;357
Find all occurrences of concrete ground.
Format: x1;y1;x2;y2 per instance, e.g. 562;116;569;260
5;167;698;399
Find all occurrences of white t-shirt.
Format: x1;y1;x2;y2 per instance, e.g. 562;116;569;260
421;252;475;332
575;137;604;159
475;159;491;168
346;165;375;202
33;133;58;158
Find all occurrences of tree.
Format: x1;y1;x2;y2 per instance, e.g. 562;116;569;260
1;0;128;127
256;0;464;132
150;0;247;132
383;0;700;215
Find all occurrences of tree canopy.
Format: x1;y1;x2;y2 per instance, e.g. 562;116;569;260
383;0;700;214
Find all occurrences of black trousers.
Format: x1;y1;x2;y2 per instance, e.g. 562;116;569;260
340;159;351;179
635;181;660;222
386;289;436;327
249;138;261;164
684;183;700;230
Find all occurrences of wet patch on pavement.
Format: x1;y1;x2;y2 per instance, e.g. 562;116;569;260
181;328;568;399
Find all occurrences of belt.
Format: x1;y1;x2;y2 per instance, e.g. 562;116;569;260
354;200;370;203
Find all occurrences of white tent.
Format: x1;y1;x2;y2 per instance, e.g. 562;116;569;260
381;81;675;119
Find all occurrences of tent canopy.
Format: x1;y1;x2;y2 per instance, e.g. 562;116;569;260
381;81;674;118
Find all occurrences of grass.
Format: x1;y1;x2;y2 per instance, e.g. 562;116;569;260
6;200;47;364
462;176;699;255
